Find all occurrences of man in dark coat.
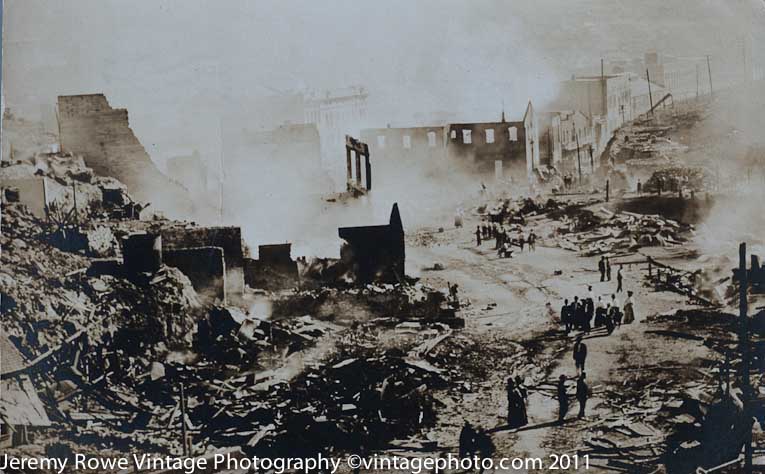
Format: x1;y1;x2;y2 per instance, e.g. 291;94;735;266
576;373;589;419
459;421;477;458
573;336;587;375
557;375;569;425
598;256;606;282
561;299;571;333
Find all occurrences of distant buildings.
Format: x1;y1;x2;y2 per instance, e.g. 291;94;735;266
558;73;632;148
304;86;369;186
360;102;540;183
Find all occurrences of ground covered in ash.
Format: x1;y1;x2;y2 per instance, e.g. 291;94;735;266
2;92;765;474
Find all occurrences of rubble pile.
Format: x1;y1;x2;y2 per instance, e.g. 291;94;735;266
0;204;203;357
555;207;691;256
643;166;716;194
643;257;727;307
580;308;755;473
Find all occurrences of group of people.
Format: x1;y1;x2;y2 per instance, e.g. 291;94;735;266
561;286;636;336
557;372;589;423
598;256;626;293
475;223;537;258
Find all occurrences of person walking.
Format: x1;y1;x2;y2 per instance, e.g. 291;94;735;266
557;375;569;425
576;373;589;419
616;264;624;292
573;336;587;375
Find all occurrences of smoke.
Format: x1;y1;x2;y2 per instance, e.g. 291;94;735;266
677;83;765;259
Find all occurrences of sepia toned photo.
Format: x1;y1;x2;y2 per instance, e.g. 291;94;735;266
1;1;765;472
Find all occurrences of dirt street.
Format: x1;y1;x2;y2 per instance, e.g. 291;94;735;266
403;207;707;473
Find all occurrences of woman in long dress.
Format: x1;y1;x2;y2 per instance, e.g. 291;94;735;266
623;291;636;324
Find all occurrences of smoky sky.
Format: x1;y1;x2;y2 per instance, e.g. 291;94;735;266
3;0;764;168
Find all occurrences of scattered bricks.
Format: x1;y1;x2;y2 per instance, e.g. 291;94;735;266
163;247;226;304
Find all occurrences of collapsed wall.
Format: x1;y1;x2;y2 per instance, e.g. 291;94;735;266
57;94;192;218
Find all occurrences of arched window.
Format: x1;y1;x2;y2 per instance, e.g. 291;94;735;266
508;126;518;141
462;130;472;144
427;131;437;147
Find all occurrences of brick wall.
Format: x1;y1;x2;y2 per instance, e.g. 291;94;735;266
57;94;192;218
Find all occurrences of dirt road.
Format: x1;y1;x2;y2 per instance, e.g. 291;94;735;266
404;211;697;473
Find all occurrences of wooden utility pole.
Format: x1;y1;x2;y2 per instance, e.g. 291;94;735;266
605;179;610;202
180;383;189;457
72;183;78;226
574;125;582;182
738;243;752;474
696;64;700;99
646;69;654;116
706;55;714;98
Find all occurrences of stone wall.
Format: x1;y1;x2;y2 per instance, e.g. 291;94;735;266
57;94;192;218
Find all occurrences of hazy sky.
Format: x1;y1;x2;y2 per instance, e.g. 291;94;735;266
3;0;764;167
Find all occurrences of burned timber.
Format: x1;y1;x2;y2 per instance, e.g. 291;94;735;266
4;5;765;473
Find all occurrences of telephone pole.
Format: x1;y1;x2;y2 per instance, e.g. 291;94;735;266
738;243;752;474
706;55;714;98
646;69;654;116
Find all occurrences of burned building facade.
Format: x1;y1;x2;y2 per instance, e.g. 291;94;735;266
56;94;192;218
446;102;540;181
361;126;447;162
338;203;405;284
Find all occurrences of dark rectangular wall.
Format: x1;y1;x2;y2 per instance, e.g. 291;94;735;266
446;121;528;177
164;247;226;304
160;226;244;297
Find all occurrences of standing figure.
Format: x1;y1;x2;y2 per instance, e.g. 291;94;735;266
572;296;581;330
476;226;482;246
594;297;606;327
606;258;612;282
604;303;615;335
623;290;636;324
557;375;569;424
573;336;588;375
609;295;622;328
561;299;571;333
616;265;624;293
598;256;606;282
459;421;477;458
576;373;589;419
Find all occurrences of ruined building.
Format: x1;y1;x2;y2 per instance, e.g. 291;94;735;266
360;102;540;182
57;94;192;218
447;101;540;180
338;203;405;284
360;125;447;177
